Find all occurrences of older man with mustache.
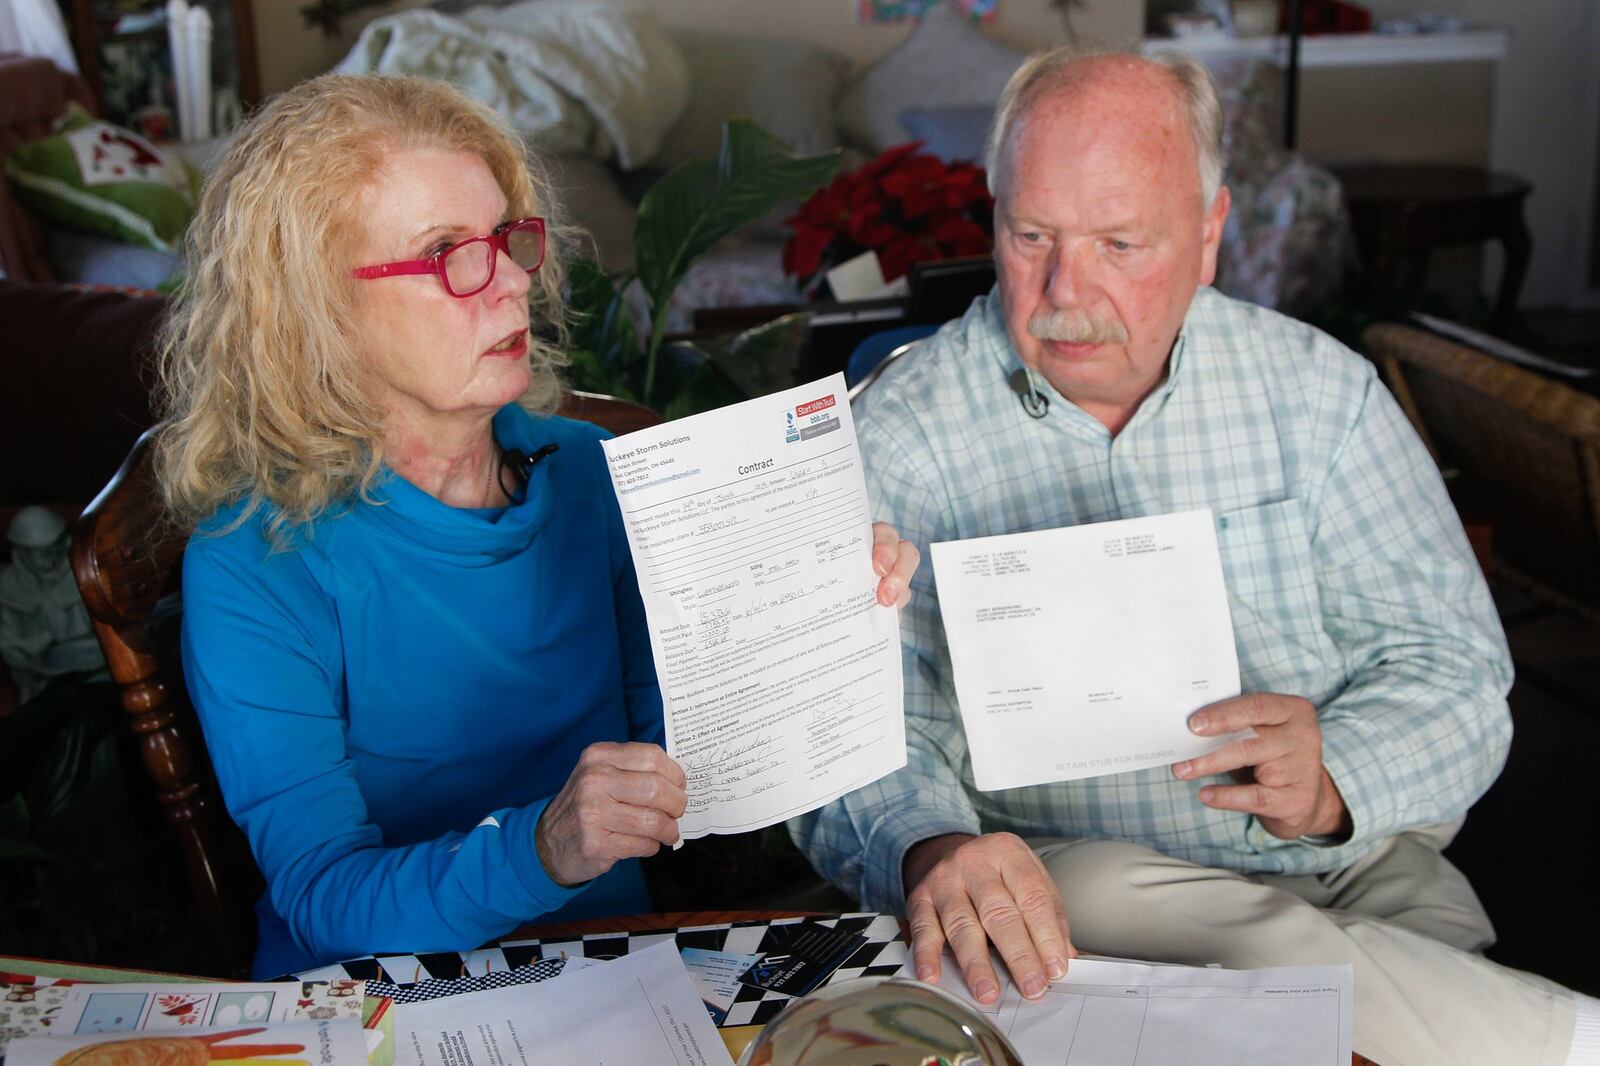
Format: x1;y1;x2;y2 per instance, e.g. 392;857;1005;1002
791;46;1600;1066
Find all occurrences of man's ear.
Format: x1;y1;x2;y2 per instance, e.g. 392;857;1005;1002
1198;185;1231;287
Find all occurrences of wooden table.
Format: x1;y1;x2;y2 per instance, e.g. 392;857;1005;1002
503;912;1380;1066
1334;163;1533;327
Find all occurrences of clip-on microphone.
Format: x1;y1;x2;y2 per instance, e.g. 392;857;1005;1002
1008;368;1049;419
499;442;560;493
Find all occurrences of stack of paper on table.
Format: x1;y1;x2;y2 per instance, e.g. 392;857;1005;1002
388;942;733;1066
381;934;1352;1065
907;952;1354;1064
289;913;910;1033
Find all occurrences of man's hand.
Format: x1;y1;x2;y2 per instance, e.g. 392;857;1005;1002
903;832;1074;1005
535;742;687;886
1173;693;1351;840
870;522;920;608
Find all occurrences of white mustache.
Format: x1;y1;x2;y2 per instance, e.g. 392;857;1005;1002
1028;308;1129;345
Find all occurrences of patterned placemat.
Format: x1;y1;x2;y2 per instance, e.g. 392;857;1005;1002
293;913;907;1029
362;957;567;1005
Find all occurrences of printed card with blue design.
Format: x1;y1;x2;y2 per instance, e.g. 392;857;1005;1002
0;983;364;1059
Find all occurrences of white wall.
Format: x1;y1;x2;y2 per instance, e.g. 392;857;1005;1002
1296;61;1494;169
256;0;433;95
1359;0;1599;308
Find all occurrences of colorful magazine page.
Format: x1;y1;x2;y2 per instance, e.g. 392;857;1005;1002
6;1020;371;1066
1;982;364;1058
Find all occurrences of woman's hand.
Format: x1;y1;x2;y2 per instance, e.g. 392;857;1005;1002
535;742;687;886
871;522;921;608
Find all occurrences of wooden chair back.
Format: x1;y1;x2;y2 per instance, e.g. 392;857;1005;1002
1364;322;1600;618
559;390;663;436
70;393;662;975
70;427;258;975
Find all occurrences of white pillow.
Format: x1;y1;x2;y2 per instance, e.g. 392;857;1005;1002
837;5;1027;154
650;29;851;172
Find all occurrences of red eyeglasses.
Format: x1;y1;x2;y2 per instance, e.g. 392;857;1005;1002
351;217;546;298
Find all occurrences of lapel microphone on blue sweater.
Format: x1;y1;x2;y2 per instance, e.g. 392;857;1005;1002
499;442;560;494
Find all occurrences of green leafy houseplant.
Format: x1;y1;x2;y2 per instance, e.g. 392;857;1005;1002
566;119;841;419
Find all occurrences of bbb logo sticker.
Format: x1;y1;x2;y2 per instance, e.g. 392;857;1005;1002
785;393;841;444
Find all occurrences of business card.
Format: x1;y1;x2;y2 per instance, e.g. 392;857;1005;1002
736;921;868;998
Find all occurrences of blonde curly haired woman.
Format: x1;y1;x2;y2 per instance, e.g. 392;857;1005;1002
157;75;919;978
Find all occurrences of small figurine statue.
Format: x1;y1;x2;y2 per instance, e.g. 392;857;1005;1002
0;507;106;703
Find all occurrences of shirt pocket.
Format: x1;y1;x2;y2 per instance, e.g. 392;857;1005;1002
1214;498;1325;642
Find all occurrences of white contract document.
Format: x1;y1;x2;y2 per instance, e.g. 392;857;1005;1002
601;373;905;838
930;509;1242;790
913;954;1354;1065
391;941;732;1066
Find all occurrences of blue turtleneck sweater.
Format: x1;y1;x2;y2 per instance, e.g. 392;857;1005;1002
180;407;661;979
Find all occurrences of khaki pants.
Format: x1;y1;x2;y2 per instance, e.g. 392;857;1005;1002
1034;826;1576;1066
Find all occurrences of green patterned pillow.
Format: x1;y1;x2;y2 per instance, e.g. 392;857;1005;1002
4;104;200;253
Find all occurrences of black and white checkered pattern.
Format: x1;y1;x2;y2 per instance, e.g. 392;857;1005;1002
295;913;907;1029
293;943;548;987
363;957;566;1005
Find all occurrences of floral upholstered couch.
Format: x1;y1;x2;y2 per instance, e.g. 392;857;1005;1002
1208;56;1349;315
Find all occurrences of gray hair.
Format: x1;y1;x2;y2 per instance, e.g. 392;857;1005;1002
984;46;1225;209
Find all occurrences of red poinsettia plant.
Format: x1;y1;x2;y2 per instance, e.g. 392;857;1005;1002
782;142;995;296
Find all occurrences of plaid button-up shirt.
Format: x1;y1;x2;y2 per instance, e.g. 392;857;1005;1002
790;286;1512;915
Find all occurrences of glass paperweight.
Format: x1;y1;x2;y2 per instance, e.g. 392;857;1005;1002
736;977;1024;1066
